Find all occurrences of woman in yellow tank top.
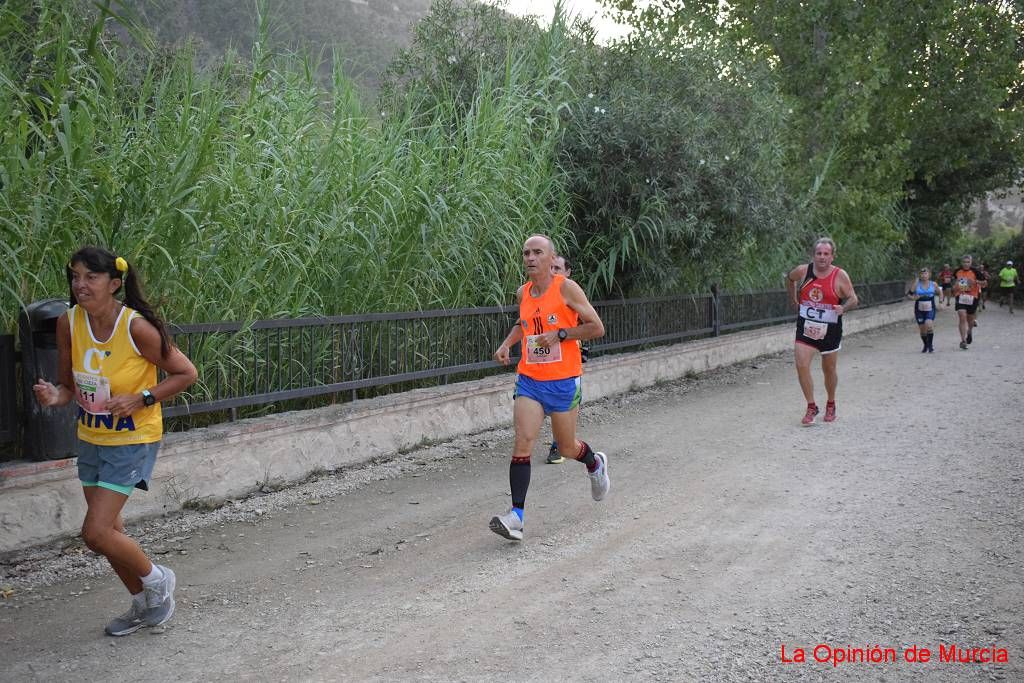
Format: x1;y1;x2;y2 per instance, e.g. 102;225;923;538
33;246;197;636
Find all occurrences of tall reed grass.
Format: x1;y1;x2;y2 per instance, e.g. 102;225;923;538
1;0;905;341
0;0;570;334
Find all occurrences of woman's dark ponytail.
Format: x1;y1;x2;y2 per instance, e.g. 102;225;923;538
121;267;171;358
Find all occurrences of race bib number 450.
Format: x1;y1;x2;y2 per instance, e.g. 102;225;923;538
525;335;562;364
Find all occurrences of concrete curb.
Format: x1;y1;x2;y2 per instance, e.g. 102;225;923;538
0;302;907;553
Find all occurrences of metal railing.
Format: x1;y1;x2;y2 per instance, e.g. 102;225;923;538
165;306;521;418
717;280;906;333
857;280;910;307
162;281;904;420
0;281;905;448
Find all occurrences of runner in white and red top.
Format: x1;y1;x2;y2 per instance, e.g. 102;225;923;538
786;238;859;426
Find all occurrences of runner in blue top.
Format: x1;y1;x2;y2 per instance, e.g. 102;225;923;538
906;267;939;353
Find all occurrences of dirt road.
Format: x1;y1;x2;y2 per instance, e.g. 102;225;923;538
2;306;1022;681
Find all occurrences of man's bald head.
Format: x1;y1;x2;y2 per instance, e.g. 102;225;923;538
524;234;556;254
522;234;556;279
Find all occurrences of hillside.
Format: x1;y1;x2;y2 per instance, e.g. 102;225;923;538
969;188;1024;236
122;0;435;95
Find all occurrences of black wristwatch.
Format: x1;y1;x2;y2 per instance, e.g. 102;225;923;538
141;389;157;407
557;328;568;341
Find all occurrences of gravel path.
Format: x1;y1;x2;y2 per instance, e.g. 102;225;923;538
1;305;1022;682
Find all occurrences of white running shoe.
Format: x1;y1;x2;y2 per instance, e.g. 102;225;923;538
142;565;176;627
489;510;524;541
104;601;147;637
589;452;610;501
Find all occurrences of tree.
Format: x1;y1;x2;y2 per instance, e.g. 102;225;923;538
382;1;802;295
556;40;797;294
608;0;1024;259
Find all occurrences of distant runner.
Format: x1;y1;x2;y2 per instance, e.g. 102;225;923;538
907;267;939;353
786;237;859;426
490;235;609;541
953;255;987;350
997;260;1018;313
978;262;992;310
938;263;954;306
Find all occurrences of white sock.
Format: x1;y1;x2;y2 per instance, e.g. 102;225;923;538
140;564;163;587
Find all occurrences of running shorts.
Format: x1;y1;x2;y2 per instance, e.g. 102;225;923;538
795;317;843;354
78;441;160;495
514;374;581;414
954;294;979;315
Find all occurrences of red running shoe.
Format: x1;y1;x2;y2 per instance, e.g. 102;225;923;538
823;401;837;422
801;403;819;426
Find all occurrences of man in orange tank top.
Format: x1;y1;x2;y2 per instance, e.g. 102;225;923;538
489;235;609;541
952;254;987;349
785;238;859;426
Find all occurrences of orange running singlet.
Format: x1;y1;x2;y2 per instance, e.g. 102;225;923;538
954;268;981;298
517;274;583;381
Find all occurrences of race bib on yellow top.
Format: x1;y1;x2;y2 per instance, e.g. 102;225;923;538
918;300;932;311
73;370;111;415
525;335;562;364
803;320;828;341
958;294;975;305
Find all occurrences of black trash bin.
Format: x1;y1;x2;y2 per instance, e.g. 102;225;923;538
19;299;78;461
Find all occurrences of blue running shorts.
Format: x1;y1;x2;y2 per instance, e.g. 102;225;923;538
78;441;160;495
514;375;581;414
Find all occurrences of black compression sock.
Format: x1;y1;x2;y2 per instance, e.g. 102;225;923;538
576;441;597;471
510;457;531;509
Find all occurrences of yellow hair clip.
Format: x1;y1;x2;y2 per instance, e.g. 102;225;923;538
115;257;128;274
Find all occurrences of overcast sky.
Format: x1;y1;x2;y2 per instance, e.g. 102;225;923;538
485;0;631;42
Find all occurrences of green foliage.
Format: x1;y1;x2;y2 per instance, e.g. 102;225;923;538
956;226;1024;274
2;0;926;347
380;0;549;120
557;40;799;296
608;0;1024;263
901;3;1024;253
0;0;567;334
383;1;835;296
